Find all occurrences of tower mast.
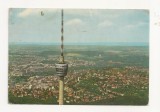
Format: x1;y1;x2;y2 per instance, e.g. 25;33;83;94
60;9;64;63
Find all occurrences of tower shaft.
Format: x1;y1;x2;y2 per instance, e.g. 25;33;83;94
59;76;64;105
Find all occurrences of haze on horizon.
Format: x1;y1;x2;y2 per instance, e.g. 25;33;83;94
9;9;149;44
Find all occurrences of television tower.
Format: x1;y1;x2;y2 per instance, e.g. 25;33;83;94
55;9;68;105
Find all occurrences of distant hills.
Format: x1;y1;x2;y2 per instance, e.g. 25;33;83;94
9;42;149;46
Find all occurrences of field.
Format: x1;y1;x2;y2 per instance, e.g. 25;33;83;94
8;44;149;105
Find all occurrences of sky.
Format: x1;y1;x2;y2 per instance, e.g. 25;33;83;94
9;8;149;44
